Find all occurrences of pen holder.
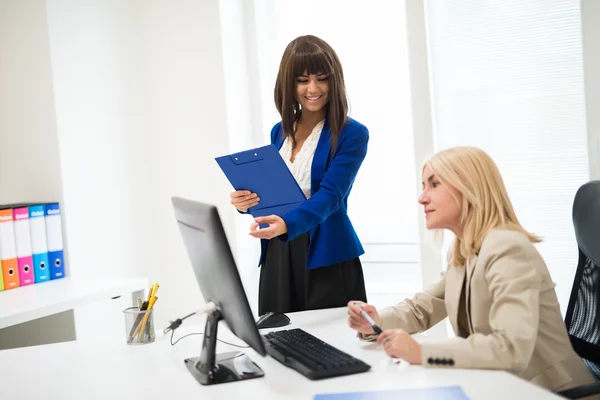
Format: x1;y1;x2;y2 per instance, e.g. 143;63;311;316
124;306;156;345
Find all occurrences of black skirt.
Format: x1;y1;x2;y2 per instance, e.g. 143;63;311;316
258;233;367;315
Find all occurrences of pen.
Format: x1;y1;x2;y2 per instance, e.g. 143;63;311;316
137;295;158;341
128;285;155;342
130;296;157;342
353;302;383;334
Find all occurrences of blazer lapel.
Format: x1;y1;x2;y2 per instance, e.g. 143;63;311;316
274;124;285;150
464;255;478;333
466;254;478;281
445;265;466;337
465;255;478;304
311;119;331;195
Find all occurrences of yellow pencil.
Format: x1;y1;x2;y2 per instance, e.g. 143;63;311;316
136;296;157;340
149;283;159;304
136;296;158;341
146;286;154;303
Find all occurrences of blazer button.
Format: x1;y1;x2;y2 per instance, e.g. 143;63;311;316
441;359;448;365
434;358;441;364
428;358;434;365
449;359;455;366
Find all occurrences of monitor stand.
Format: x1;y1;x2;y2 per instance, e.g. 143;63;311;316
184;308;264;385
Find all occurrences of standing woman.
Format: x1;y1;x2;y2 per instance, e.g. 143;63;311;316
230;35;369;316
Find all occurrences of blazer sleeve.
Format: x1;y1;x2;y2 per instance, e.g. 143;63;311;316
280;123;369;241
421;232;542;372
359;272;447;341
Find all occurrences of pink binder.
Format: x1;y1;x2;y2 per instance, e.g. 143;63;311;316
13;207;34;286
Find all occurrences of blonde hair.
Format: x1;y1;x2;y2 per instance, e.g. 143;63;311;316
423;146;541;267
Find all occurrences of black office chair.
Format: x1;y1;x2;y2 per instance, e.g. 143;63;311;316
558;181;600;399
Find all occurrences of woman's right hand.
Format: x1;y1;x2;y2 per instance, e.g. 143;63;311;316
347;301;382;335
230;190;260;212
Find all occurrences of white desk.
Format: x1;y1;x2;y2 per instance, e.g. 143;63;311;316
0;307;562;400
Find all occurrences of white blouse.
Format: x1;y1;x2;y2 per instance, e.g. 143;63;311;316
279;120;324;199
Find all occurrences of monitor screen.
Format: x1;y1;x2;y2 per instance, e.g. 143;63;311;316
172;196;266;358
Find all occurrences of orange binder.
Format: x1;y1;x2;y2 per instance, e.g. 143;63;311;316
0;208;20;289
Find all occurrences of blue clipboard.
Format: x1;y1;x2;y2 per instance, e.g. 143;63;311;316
215;144;306;218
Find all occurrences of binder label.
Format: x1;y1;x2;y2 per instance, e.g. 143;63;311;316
44;204;64;252
0;210;17;260
14;212;29;220
13;208;33;257
30;213;49;254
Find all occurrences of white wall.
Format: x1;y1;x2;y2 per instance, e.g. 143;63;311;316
139;0;234;327
582;0;600;180
44;0;236;331
46;0;155;283
0;0;63;207
0;0;245;334
0;0;75;347
45;0;159;335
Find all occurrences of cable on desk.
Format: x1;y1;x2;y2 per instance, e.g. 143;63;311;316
163;302;218;335
165;303;249;348
169;330;249;348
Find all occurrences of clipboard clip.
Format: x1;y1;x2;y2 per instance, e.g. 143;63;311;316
230;149;264;165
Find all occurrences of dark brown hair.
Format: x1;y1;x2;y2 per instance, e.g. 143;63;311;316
274;35;349;150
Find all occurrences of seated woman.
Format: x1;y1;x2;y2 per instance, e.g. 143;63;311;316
347;146;597;394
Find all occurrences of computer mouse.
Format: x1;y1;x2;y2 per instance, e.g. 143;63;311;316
256;312;290;329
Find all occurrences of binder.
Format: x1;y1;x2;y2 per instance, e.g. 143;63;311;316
0;208;19;289
44;203;65;279
29;204;51;283
13;206;35;286
215;144;306;218
314;386;469;400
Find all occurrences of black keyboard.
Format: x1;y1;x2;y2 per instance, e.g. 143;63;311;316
262;328;371;380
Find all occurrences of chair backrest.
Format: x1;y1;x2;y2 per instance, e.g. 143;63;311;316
565;180;600;380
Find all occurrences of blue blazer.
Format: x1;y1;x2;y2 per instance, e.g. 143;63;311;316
259;117;369;270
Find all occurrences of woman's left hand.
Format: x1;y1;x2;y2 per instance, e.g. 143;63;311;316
376;329;422;364
249;215;288;240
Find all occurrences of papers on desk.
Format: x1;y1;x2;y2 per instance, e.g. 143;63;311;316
314;386;469;399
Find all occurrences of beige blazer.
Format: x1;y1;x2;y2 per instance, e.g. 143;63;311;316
365;228;597;394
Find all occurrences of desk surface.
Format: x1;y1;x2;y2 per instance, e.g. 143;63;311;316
0;276;147;329
1;307;561;400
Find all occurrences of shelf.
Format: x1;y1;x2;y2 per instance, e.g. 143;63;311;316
0;276;147;329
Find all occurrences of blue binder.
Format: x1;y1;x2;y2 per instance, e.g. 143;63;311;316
215;144;306;218
28;204;51;283
44;203;65;279
314;386;469;400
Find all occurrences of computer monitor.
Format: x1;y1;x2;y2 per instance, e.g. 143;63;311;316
172;196;266;386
